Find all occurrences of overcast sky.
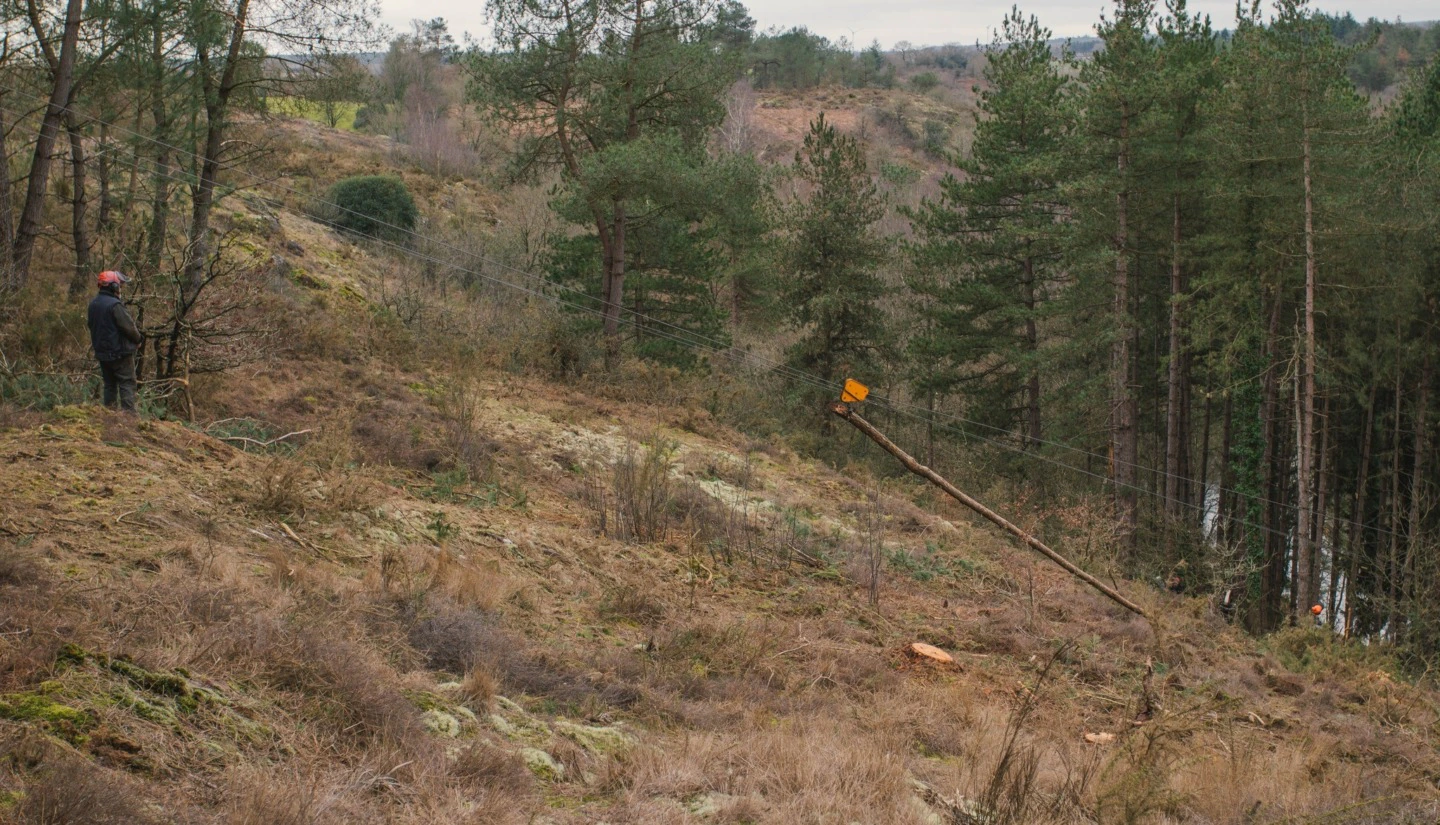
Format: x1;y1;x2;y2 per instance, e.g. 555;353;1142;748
382;1;1435;50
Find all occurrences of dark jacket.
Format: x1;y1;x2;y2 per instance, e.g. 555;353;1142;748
88;287;142;362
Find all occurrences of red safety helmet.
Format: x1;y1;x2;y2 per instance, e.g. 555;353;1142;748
97;270;130;288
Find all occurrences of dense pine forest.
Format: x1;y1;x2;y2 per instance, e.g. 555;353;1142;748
1;0;1438;668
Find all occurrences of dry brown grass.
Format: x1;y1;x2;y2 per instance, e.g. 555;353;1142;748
219;766;357;825
429;550;516;613
608;716;930;824
450;741;534;795
255;457;310;517
458;666;497;711
14;770;152;825
598;584;666;627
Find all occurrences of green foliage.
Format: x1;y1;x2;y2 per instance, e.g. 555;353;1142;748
380;17;457;111
0;373;97;411
304;52;372;127
744;29;895;90
778;115;889;391
427;510;458;544
909;71;939;92
0;691;93;744
322;175;419;241
879;161;921;187
746;27;837;89
885;542;975;582
921;118;949;156
471;0;740;346
544;215;729;369
1319;12;1440;92
425;468;471;502
906;9;1071;442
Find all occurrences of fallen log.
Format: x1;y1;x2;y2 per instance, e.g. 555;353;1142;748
829;401;1147;618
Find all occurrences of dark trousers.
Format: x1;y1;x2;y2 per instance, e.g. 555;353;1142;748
99;355;137;412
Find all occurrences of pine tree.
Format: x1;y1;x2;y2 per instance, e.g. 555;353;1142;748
1075;0;1159;560
779;114;888;393
471;0;736;348
1152;0;1218;526
907;7;1073;447
1200;0;1372;628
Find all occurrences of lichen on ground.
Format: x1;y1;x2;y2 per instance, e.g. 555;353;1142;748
520;746;564;781
554;720;632;755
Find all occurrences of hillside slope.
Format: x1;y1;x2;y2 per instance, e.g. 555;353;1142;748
2;378;1438;823
1;114;1438;824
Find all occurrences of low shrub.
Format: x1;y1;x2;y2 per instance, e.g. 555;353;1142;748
318;175;418;242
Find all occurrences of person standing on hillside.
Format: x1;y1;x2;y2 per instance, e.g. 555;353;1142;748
87;270;143;413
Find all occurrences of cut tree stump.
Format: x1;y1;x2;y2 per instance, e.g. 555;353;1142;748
906;642;955;664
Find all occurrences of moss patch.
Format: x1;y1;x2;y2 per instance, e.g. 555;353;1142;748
58;645;207;713
0;692;94;744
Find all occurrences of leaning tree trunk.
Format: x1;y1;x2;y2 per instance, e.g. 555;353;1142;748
144;16;172;280
1254;295;1287;632
1198;389;1213;535
1217;388;1234;545
1401;352;1432;620
1311;395;1331;616
1022;254;1042;446
96;118;112;234
1386;370;1403;642
1164;192;1188;521
602;198;626;341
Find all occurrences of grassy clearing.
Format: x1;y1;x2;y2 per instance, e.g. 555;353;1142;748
266;95;361;130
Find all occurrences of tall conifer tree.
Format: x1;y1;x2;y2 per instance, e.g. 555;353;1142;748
908;7;1072;448
779;115;888;394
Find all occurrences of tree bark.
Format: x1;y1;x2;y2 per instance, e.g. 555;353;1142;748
1311;394;1331;615
1326;444;1343;629
1217;388;1233;545
1345;383;1377;638
11;0;84;288
96;118;112;234
1111;101;1138;559
602;199;626;339
1198;389;1212;534
1401;351;1432;617
1164;193;1187;520
1386;368;1403;641
1294;123;1319;622
1255;295;1286;631
166;0;250;378
182;0;249;294
64;113;91;296
0;90;14;259
1022;254;1042;446
831;402;1147;616
597;0;643;347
